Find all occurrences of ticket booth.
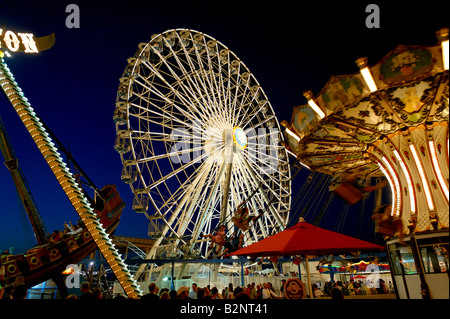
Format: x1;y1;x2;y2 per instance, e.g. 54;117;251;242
386;230;449;299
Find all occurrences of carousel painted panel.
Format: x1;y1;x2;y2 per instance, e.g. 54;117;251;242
307;121;378;145
291;105;318;137
378;45;436;86
411;127;449;229
384;75;440;125
334;96;400;133
391;132;432;232
427;72;448;122
307;157;368;176
298;140;366;156
303;152;362;167
413;127;448;221
317;73;367;113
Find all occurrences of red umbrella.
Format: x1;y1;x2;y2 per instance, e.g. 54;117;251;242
229;219;384;257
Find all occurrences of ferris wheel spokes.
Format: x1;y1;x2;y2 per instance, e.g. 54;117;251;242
153;149;227;251
132;75;211;128
241;156;286;230
153;155;215;217
189;151;230;238
162;35;229;126
175;160;223;238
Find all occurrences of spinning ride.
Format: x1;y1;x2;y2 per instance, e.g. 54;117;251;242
114;29;291;259
0;46;142;298
283;29;449;299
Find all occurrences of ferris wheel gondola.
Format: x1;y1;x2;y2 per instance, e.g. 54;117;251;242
114;29;291;259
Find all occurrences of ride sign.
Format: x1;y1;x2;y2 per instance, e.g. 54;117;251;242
285;278;307;299
0;27;55;54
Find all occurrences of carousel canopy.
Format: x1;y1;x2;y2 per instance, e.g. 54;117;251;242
284;33;448;177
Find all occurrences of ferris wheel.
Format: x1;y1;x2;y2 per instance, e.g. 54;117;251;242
114;29;291;259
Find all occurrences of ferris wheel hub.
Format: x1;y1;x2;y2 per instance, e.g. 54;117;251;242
232;126;247;150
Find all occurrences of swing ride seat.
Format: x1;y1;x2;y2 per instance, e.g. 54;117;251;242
332;182;363;205
232;216;249;232
374;222;396;237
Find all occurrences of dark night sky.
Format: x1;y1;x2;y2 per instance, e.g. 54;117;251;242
0;0;446;253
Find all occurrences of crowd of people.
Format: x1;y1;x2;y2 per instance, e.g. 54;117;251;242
315;278;394;298
57;281;289;300
0;281;286;300
138;281;285;300
134;278;394;300
0;275;394;300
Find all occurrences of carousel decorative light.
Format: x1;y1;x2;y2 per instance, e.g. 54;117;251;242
437;28;449;70
303;90;326;119
393;149;416;214
381;156;401;217
285;127;301;142
429;140;449;201
356;57;378;92
409;143;435;211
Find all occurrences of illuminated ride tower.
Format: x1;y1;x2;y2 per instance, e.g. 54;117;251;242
282;29;449;299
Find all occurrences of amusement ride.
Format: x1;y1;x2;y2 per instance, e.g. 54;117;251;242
282;28;449;299
113;29;291;265
0;31;142;299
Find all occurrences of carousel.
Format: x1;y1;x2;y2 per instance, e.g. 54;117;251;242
282;29;449;299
